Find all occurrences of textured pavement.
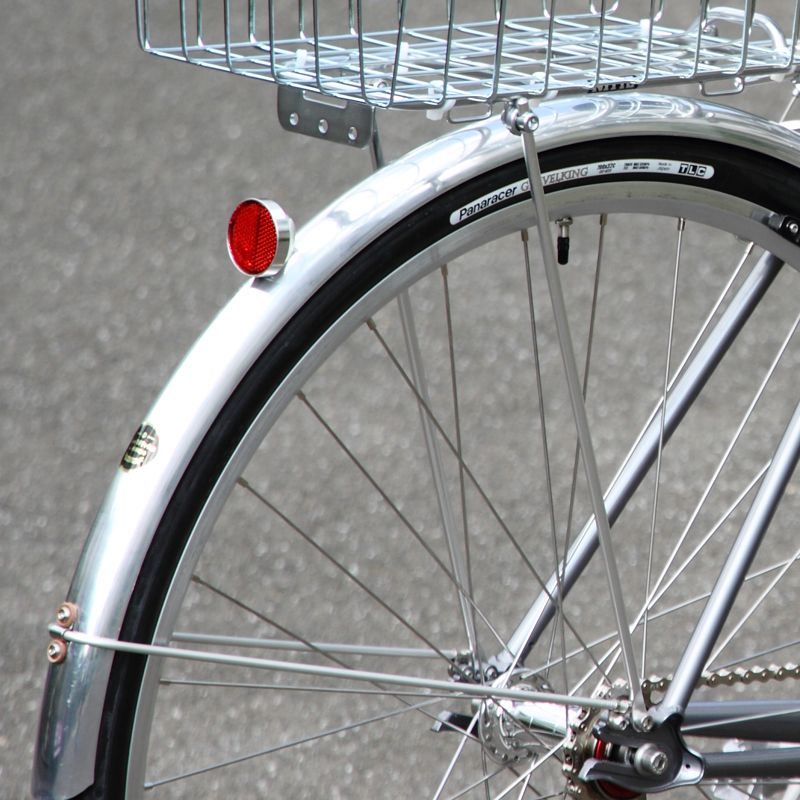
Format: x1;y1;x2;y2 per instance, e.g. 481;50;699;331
1;2;392;794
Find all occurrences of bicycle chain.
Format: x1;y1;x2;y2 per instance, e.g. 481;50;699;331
641;660;800;706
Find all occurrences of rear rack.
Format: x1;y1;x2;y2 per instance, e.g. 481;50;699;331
136;1;800;109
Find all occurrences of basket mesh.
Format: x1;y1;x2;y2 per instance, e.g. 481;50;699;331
136;1;800;108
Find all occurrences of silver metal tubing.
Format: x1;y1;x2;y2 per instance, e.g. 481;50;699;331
496;252;783;673
684;700;800;741
517;102;641;702
55;628;630;712
655;397;800;722
703;747;800;779
171;632;458;659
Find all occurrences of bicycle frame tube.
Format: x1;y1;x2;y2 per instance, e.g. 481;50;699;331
655;397;800;723
494;252;784;673
34;95;800;799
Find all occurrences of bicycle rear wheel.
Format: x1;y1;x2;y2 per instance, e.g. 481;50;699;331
77;133;800;798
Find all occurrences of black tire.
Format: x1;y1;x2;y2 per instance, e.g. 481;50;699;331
80;136;800;798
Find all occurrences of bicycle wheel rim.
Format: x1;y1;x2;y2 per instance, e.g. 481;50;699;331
91;138;800;799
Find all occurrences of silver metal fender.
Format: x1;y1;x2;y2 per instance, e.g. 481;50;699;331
34;92;800;799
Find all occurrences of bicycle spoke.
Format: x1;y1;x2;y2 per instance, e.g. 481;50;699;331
398;288;479;655
716;636;800;671
431;710;480;800
367;317;539;577
295;392;508;655
493;741;566;800
368;316;614;687
643;217;684;676
641;463;770;620
562;214;607;589
708;542;800;667
643;306;800;620
191;573;352;670
146;698;442;788
520;228;567;693
440;764;510;800
235;476;471;669
482;750;493;800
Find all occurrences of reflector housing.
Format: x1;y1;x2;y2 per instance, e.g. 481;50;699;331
227;199;294;277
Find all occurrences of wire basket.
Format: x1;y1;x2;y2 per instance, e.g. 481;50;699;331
136;1;800;109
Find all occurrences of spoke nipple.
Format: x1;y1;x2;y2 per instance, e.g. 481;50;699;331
47;639;68;664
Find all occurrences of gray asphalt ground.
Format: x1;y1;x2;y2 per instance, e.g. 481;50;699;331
2;1;796;797
1;3;411;794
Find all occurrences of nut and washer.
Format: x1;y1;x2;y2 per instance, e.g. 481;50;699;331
634;743;670;777
56;602;79;628
47;639;68;664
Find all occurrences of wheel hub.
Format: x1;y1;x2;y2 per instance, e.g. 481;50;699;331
479;672;570;766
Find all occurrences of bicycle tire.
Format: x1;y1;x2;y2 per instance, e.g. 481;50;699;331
76;133;800;798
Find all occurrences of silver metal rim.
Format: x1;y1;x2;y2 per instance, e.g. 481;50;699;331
124;174;797;797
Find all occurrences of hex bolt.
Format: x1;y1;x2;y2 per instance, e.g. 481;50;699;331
47;639;68;665
502;97;540;137
56;602;79;628
638;714;655;732
634;743;670;777
518;113;539;133
607;712;630;731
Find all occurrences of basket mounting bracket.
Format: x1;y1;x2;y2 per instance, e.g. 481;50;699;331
277;87;376;149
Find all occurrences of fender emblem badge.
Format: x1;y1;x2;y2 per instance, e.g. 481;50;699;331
121;423;159;470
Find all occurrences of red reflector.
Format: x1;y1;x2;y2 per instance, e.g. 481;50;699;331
228;200;279;276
